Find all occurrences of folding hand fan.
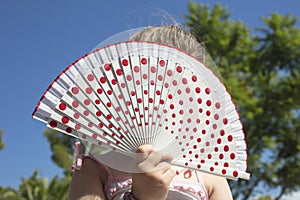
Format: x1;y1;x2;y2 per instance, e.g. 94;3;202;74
32;41;250;180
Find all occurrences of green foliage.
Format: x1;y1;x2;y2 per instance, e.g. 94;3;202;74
0;130;4;150
183;2;300;200
0;170;70;200
0;186;23;200
43;129;76;176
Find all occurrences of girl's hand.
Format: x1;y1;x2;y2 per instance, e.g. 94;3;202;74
131;145;176;200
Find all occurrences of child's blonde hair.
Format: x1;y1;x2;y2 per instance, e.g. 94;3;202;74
129;25;205;63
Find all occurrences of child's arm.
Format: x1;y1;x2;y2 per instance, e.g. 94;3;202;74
201;172;233;200
68;157;107;200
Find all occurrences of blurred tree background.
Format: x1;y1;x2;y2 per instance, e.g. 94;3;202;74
0;2;299;200
0;130;4;150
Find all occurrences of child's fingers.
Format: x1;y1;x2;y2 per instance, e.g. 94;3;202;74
134;144;155;164
138;150;173;172
136;144;155;154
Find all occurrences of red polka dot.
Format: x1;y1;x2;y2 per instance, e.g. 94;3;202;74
107;90;113;95
224;145;229;152
71;87;79;94
122;59;129;66
205;88;210;94
92;133;97;139
95;99;100;104
172;80;178;86
215;102;221;109
74;113;80;119
185;87;190;93
214;114;219;120
197;98;202;104
84;99;90;105
148;97;154;104
206;141;210;146
104;63;111;71
49;120;57;128
195;87;201;93
230;153;236;160
59;103;66;110
100;77;106;83
87;74;94;81
212;124;217;129
97;88;103;94
107;114;112;119
233;170;239;177
228;135;233;142
206;110;211;116
85;87;92;94
83;110;89;116
141;58;147;64
182;78;188;84
61;116;69;124
75;124;81;130
223;118;228;125
111;79;117;85
159;60;165;66
206;100;212;106
158;75;163;81
220;129;225;136
222;169;226;175
116;69;123;76
96;111;101;116
72;100;79;108
219;154;224;159
126;75;132;81
192;75;197;82
134;66;140;73
176;66;182;73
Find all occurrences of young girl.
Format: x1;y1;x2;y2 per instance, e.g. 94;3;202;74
68;26;233;200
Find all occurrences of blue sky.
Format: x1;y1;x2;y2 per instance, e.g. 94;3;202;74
0;0;299;197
